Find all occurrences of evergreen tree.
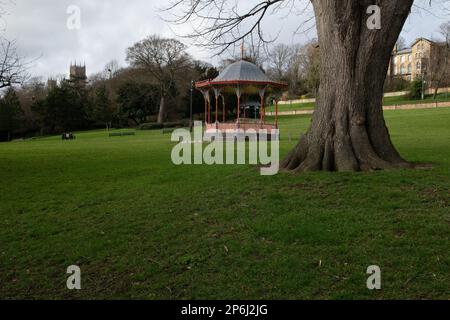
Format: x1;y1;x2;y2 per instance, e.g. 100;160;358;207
0;88;23;141
43;82;90;132
94;85;113;130
117;81;159;125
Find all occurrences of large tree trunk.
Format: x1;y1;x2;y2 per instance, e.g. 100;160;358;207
157;95;166;124
282;0;414;172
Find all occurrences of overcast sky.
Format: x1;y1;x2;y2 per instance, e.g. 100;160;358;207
3;0;450;81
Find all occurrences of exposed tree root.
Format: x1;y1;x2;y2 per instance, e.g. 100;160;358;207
281;123;415;173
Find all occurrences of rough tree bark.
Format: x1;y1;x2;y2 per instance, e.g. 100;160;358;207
282;0;414;172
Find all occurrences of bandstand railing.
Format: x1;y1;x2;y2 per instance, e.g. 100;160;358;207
205;119;278;133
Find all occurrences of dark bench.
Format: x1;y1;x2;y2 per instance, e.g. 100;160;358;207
62;133;76;140
162;127;187;134
109;132;136;137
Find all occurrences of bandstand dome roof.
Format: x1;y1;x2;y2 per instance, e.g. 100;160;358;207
215;60;271;83
195;60;287;90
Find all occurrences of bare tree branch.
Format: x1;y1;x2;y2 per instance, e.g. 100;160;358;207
0;37;31;89
162;0;307;55
163;0;449;57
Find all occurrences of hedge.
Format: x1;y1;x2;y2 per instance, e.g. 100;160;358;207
139;120;190;130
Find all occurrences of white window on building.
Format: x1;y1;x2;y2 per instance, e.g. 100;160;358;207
416;62;421;70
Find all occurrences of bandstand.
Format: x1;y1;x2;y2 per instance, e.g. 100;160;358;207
195;59;287;139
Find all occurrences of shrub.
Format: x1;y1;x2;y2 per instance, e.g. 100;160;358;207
139;123;163;130
300;93;315;99
408;80;423;100
138;120;189;130
384;78;410;93
163;120;189;128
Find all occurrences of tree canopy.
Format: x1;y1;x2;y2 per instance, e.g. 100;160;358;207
0;88;22;141
126;35;192;123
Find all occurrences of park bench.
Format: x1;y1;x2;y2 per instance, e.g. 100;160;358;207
109;132;136;137
162;128;177;134
62;133;76;140
162;126;188;134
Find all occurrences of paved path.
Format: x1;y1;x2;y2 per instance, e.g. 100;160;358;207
266;101;450;116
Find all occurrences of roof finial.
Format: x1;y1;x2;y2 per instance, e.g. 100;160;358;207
241;41;244;60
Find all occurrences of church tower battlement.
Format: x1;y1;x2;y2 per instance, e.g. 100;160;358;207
69;62;87;84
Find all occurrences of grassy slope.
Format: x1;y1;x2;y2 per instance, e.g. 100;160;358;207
267;102;316;113
266;93;450;112
0;108;449;299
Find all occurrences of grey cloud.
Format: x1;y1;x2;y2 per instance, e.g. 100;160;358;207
3;0;449;81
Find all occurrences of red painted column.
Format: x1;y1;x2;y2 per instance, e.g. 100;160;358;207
275;99;279;128
236;87;242;125
204;96;208;124
214;91;219;123
260;94;265;122
237;95;241;120
222;96;225;123
208;98;211;124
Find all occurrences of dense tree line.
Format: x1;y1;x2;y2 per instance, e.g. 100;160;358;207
2;27;448;142
0;88;23;141
0;35;219;141
266;41;320;99
33;82;90;132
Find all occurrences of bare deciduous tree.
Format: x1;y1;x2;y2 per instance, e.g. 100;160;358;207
126;35;191;123
166;0;438;172
0;38;30;89
218;36;268;71
268;44;292;80
293;41;320;97
428;22;450;99
396;36;407;51
283;43;305;96
279;41;319;97
104;60;121;79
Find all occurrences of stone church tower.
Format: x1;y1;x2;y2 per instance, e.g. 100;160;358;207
69;62;87;85
47;78;57;90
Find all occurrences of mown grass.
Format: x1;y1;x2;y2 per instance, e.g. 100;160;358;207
0;108;449;300
267;102;316;113
383;93;450;106
266;93;450;112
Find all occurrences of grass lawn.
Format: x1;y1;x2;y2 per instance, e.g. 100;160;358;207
266;93;450;112
383;93;450;106
267;101;316;113
0;108;449;299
